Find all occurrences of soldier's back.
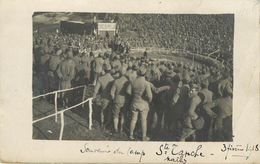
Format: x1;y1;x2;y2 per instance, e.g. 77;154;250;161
99;73;114;100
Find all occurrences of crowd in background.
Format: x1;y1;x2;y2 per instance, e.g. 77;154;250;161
33;14;233;141
116;14;234;57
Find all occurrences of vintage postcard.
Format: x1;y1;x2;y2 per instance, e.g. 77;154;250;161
0;0;259;163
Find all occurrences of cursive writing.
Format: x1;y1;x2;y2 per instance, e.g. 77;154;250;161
127;147;145;162
80;143;111;153
156;143;205;164
221;143;259;160
80;143;145;162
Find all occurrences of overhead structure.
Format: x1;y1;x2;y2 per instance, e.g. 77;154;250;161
97;23;116;38
60;21;93;35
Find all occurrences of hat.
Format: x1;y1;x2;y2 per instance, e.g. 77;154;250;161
128;61;133;68
165;70;175;78
182;72;191;84
138;65;147;76
99;53;104;57
190;83;199;90
119;66;126;75
132;64;139;71
131;56;136;60
201;79;209;87
67;50;73;59
168;64;174;71
56;49;62;56
104;64;111;71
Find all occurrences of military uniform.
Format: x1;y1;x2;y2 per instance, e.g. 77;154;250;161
48;50;62;92
56;57;75;107
39;52;51;95
110;74;130;133
92;55;104;85
179;84;202;141
197;84;216;141
127;66;153;141
93;65;114;127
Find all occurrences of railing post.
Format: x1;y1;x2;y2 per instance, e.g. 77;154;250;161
82;85;86;108
89;98;93;130
59;111;64;140
54;92;58;122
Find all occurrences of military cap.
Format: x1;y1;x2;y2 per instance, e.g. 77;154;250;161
168;64;174;71
132;64;139;71
138;65;147;76
67;50;73;59
165;70;175;78
201;79;209;87
99;52;104;57
182;72;191;84
104;64;111;71
190;83;199;90
56;49;62;56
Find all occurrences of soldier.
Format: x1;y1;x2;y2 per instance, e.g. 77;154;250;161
48;49;62;101
197;79;217;141
93;64;114;128
126;64;139;82
172;73;191;135
110;66;130;134
56;50;76;108
127;65;152;141
39;46;51;96
218;72;232;98
71;50;81;66
178;84;203;141
213;77;233;141
92;53;104;85
143;48;148;59
159;69;176;130
75;56;91;86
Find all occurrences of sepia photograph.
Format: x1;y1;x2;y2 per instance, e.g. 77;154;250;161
0;0;259;163
32;12;234;142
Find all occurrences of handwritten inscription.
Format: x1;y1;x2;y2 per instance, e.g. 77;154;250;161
80;143;145;162
156;143;205;164
127;147;146;162
221;143;259;160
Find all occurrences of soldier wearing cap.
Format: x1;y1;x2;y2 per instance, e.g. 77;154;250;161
126;64;139;82
171;72;191;134
56;50;76;108
38;46;51;96
197;79;217;141
71;50;81;66
75;55;91;86
93;63;114;128
218;72;232;98
92;53;104;85
110;66;130;134
213;83;232;141
127;65;153;141
48;49;62;101
178;84;202;141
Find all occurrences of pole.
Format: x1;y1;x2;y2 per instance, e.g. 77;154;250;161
82;86;86;108
89;98;93;130
59;111;64;140
54;92;58;122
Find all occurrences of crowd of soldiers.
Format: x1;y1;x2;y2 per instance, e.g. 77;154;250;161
116;14;234;55
33;32;233;141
